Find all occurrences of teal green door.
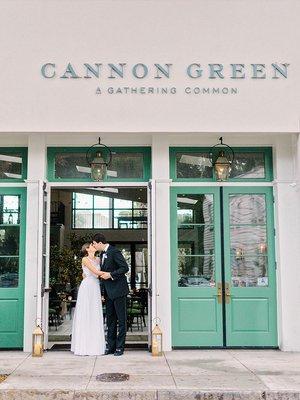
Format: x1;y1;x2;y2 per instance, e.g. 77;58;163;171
171;186;277;347
223;187;277;346
171;187;224;346
0;188;26;348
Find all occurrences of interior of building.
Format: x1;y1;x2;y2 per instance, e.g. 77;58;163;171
48;186;148;349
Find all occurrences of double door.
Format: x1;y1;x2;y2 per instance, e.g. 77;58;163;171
171;186;277;347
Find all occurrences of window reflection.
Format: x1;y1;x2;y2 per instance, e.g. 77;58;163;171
229;194;269;287
177;194;215;287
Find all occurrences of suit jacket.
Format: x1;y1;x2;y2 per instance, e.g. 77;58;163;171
100;245;129;300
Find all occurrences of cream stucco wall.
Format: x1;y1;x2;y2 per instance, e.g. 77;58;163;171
0;0;299;133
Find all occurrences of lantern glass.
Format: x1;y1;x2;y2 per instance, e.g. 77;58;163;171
214;151;231;181
90;152;107;181
32;326;44;357
152;324;163;356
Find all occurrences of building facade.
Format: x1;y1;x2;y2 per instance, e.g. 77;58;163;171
0;0;299;352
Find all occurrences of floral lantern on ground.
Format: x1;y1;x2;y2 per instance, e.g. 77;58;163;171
86;137;112;182
152;318;163;357
32;324;44;357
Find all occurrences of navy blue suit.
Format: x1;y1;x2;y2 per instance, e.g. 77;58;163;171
100;245;129;351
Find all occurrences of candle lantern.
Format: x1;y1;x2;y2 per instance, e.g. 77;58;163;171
209;137;235;181
152;318;163;357
86;137;112;182
32;325;44;357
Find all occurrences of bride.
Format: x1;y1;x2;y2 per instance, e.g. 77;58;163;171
71;242;105;356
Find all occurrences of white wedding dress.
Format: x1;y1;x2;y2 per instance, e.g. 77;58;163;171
71;257;106;356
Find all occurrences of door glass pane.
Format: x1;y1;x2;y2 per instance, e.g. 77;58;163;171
0;195;21;288
229;194;268;287
178;255;215;287
177;194;214;224
135;244;148;289
0;257;19;287
1;195;20;225
231;257;268;287
178;226;214;255
0;227;20;255
230;226;267;256
177;193;215;287
230;194;266;224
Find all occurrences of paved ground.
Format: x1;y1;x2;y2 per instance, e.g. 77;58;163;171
0;349;300;399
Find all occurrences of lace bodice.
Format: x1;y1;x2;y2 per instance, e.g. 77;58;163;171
82;257;100;278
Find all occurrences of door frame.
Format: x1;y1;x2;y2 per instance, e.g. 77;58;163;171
41;181;152;349
170;183;278;348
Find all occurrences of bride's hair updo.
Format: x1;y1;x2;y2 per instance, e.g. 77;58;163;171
81;243;92;257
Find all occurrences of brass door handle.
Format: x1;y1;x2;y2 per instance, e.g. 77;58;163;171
225;282;231;303
216;282;222;304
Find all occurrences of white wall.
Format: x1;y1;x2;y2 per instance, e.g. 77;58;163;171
0;0;299;133
23;135;47;351
274;135;300;351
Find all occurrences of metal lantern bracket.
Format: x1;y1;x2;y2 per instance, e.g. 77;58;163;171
209;137;235;166
86;137;112;167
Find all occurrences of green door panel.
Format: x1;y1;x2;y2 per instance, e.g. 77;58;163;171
171;187;223;347
0;188;26;348
223;187;277;347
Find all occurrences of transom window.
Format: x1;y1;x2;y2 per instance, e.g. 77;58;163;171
72;192;147;229
47;147;151;182
170;147;273;182
0;148;27;181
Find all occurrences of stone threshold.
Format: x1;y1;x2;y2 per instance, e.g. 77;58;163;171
0;389;300;400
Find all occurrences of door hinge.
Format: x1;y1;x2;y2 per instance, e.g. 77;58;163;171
274;228;276;236
275;261;277;270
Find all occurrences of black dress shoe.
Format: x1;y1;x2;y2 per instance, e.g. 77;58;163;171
114;349;124;356
104;349;115;355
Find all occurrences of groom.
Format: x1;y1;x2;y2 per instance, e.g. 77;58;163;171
93;233;129;356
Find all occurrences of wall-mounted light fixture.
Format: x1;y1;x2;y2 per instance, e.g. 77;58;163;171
86;137;112;181
209;137;234;181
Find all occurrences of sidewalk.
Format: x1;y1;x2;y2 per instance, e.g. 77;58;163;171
1;349;300;399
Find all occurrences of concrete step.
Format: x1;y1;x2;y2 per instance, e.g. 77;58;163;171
0;389;299;400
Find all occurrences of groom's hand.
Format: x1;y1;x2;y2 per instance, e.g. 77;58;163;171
101;272;112;280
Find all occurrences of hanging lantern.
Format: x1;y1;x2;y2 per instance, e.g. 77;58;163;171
32;325;44;357
209;137;234;181
86;137;112;182
152;318;163;356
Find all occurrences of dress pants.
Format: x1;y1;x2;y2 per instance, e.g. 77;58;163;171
105;295;127;351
